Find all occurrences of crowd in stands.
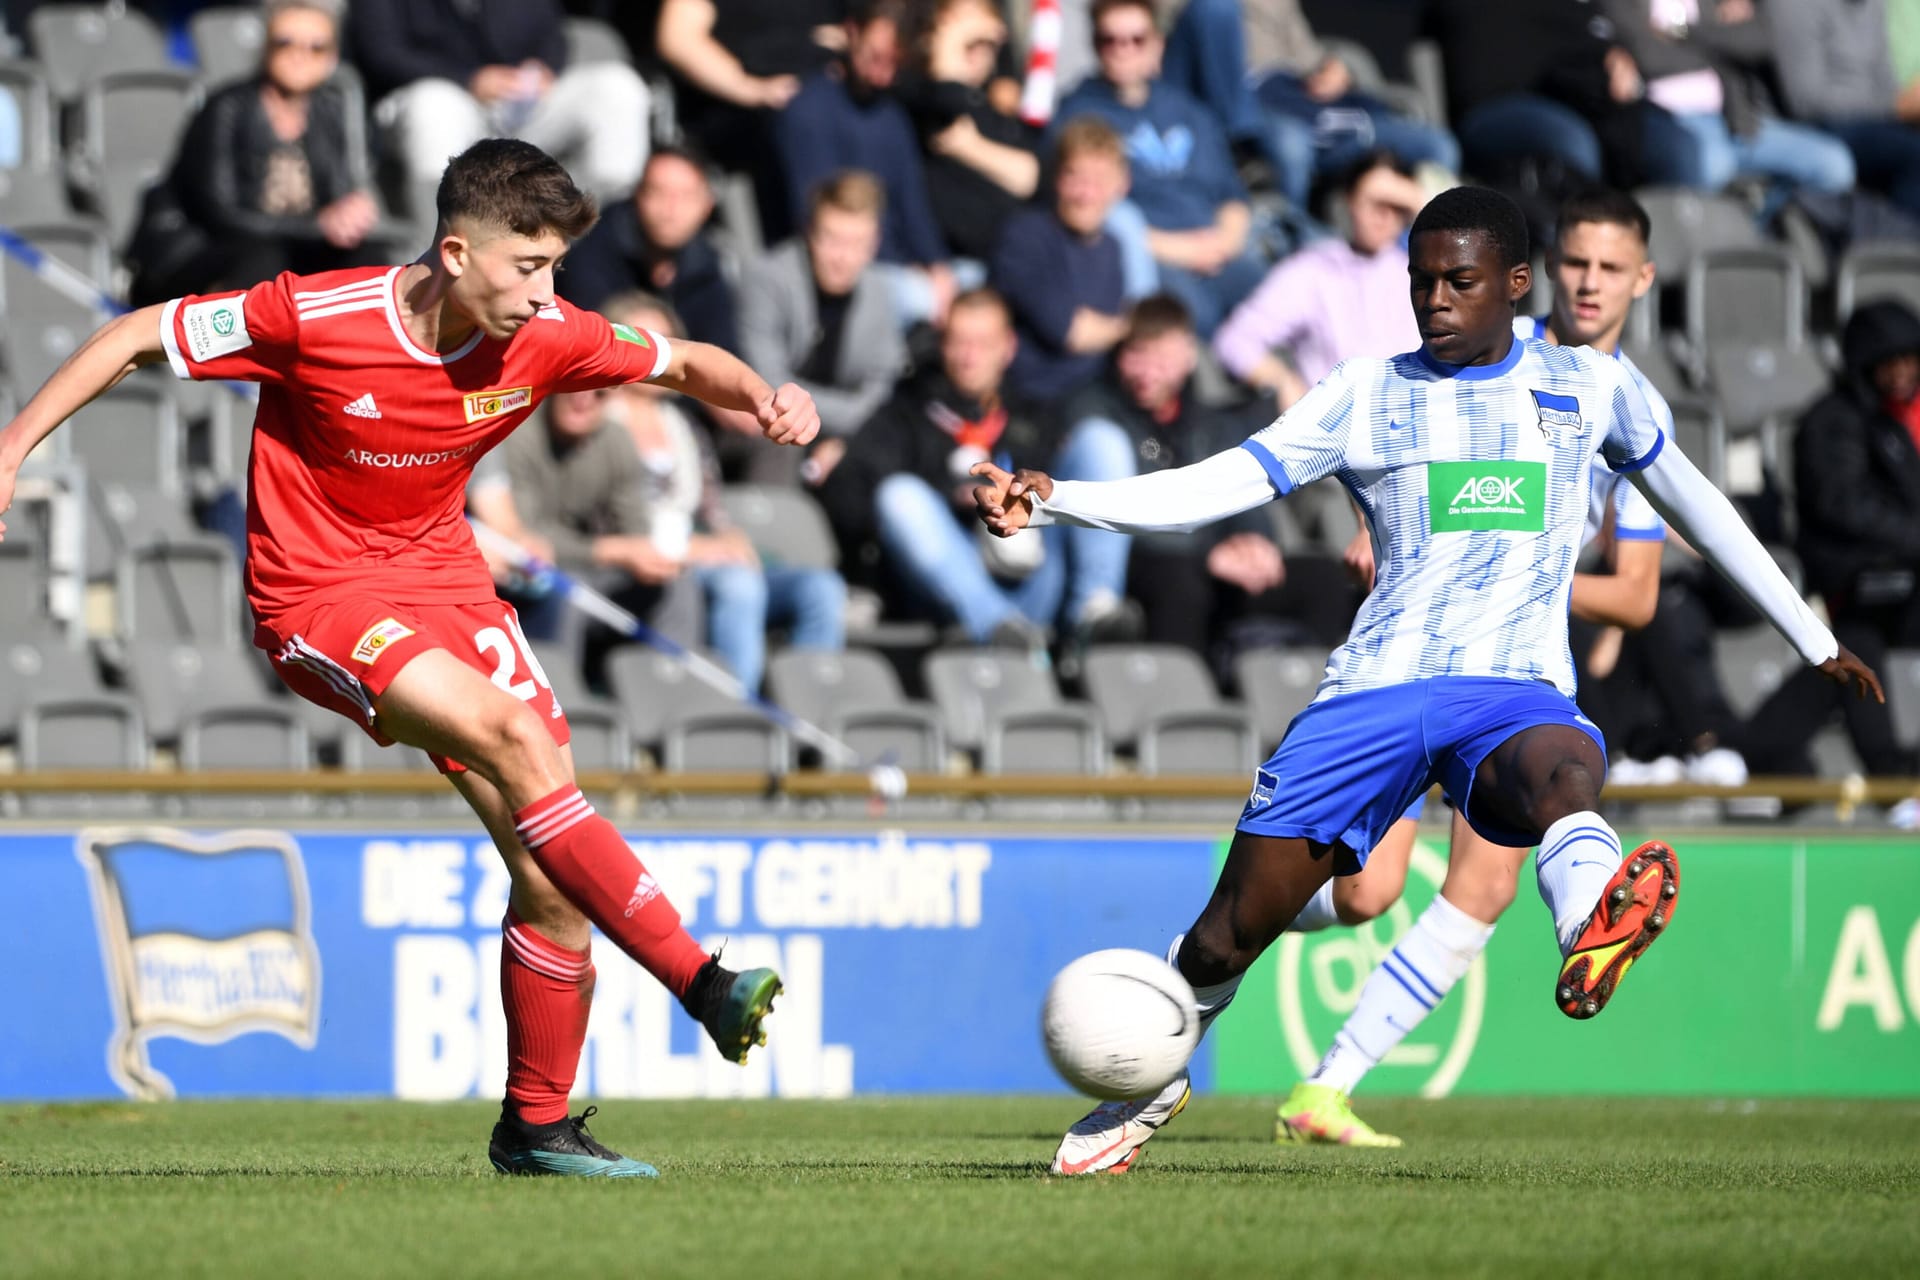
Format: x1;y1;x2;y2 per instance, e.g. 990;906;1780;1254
3;0;1919;799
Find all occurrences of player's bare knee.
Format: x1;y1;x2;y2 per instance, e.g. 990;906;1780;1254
470;701;567;793
1334;879;1390;925
1177;919;1249;986
1525;759;1602;832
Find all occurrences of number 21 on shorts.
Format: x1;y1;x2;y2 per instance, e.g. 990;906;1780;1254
474;611;553;703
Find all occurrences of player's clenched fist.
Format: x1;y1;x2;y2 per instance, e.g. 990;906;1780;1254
757;383;820;447
970;461;1053;536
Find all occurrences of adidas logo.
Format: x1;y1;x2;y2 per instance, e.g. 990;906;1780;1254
344;393;381;419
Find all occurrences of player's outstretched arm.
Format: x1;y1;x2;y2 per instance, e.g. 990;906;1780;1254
1628;445;1884;702
650;337;820;448
970;447;1277;537
0;305;170;540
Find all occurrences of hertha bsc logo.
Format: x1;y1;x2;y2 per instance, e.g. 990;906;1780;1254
77;829;322;1100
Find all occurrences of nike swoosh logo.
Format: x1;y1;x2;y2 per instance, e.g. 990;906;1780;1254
1570;860;1612;870
1388;420;1409;432
1055;1131;1135;1176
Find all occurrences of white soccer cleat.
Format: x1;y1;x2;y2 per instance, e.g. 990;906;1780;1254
1050;1073;1192;1176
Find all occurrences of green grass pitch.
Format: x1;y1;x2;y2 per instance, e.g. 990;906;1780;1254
4;1096;1917;1278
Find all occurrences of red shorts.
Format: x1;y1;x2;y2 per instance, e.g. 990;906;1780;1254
253;595;570;773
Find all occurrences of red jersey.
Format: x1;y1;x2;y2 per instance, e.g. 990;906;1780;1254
160;266;669;621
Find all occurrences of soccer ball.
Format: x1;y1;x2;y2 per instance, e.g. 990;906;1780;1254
1041;948;1200;1100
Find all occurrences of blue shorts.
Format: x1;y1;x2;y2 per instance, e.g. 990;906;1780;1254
1237;676;1606;871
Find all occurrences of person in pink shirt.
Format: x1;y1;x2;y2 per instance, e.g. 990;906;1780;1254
1212;151;1426;409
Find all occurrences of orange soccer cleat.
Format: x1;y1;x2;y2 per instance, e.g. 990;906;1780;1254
1555;841;1680;1019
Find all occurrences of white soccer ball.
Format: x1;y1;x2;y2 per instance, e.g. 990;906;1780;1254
1041;948;1200;1100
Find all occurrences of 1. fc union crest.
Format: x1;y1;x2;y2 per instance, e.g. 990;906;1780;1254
77;829;322;1100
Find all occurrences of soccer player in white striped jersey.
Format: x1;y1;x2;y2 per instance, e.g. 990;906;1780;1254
972;186;1884;1176
1272;190;1678;1148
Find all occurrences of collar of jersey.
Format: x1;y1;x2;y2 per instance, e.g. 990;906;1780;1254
1414;333;1526;381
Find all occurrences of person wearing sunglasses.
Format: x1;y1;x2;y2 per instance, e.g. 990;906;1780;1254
129;0;385;305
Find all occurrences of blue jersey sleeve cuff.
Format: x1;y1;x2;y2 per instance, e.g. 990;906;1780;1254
1614;526;1667;542
1239;438;1296;496
1606;427;1665;474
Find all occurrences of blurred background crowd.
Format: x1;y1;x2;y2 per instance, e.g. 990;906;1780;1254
1;0;1917;811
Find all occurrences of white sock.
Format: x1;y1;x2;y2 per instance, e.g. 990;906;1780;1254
1167;932;1241;1038
1306;894;1495;1096
1285;880;1342;933
1535;811;1624;953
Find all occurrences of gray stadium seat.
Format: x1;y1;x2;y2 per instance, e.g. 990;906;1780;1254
564;16;633;66
63;377;183;495
125;641;279;744
28;3;172;100
1136;712;1259;776
116;537;244;648
0;222;114;405
1704;344;1829;434
1887;649;1920;750
0;632;104;740
720;485;839;570
74;70;201;245
1232;647;1329;752
923;648;1064;752
765;645;947;767
563;704;636;773
335;726;461;818
1835;243;1920;323
1713;627;1800;720
828;707;947;771
85;485;201;583
605;645;777;760
1081;644;1243;748
982;704;1106;774
179;704;310;770
17;693;146;769
0;58;60;175
0;539;54;638
189;5;265;86
1664;397;1727;489
338;731;436;774
663;715;791;772
1685;247;1806;370
1636;187;1765;286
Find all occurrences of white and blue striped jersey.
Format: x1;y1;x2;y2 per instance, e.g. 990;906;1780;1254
1509;318;1669;548
1239;333;1666;700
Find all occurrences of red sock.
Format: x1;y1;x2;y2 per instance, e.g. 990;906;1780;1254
512;785;709;998
500;909;593;1125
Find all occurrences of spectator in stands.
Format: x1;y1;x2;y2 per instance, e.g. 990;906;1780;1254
1608;0;1855;200
128;0;382;305
991;117;1131;405
775;0;959;328
1213;150;1425;409
1063;293;1297;672
898;0;1041;264
1738;300;1920;781
604;293;846;693
467;386;703;670
826;289;1063;647
1423;0;1649;187
1771;0;1920;219
348;0;649;205
737;170;906;484
558;146;739;352
1161;0;1460;214
656;0;845;241
1055;0;1266;338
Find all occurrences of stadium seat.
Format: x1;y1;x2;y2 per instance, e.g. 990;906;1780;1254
1665;397;1727;489
1081;645;1255;759
1636;187;1765;287
1136;712;1259;776
1403;38;1449;129
61;377;184;496
178;704;309;770
562;704;636;773
125;641;279;745
73;70;201;245
1618;338;1691;408
28;3;173;101
720;485;839;570
0;222;114;407
827;707;948;771
1704;343;1829;434
0;632;105;741
766;646;948;768
1887;649;1920;749
1685;247;1807;371
188;5;265;86
84;485;201;583
0;58;61;175
605;644;777;757
1835;243;1920;324
563;16;633;66
115;537;244;648
663;715;791;773
922;647;1066;752
0;539;53;638
981;704;1106;774
1713;627;1800;720
17;692;147;769
1232;646;1329;752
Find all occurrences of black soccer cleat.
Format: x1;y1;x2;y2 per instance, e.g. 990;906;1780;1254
488;1103;658;1177
680;954;782;1065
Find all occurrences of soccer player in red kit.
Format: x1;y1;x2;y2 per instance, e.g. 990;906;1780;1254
0;140;820;1177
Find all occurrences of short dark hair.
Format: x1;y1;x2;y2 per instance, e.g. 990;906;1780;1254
437;138;597;240
849;0;910;29
643;143;713;186
1091;0;1157;33
1554;186;1652;249
1339;147;1415;196
1123;293;1193;345
948;286;1013;327
1409;185;1530;270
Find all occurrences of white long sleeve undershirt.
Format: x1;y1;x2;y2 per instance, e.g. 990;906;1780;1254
1026;439;1839;668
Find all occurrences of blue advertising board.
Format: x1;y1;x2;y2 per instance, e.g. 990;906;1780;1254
0;827;1221;1101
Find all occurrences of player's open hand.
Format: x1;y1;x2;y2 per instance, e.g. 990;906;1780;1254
1819;644;1885;703
970;461;1052;536
758;383;819;447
